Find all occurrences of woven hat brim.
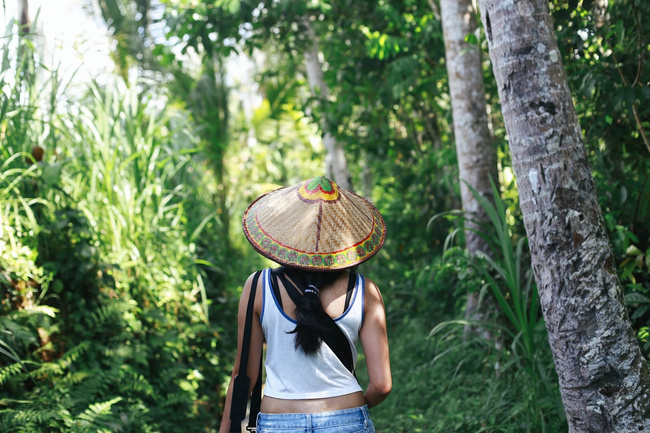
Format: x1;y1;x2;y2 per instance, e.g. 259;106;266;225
242;183;386;271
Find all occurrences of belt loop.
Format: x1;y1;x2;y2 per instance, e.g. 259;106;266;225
363;406;369;428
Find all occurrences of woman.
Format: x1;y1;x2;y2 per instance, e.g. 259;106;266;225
219;176;391;433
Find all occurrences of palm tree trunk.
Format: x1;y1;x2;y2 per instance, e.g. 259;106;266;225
476;0;650;430
439;0;499;337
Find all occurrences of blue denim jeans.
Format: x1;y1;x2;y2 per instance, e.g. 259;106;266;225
256;406;375;433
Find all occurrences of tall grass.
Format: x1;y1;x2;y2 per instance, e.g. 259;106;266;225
0;26;233;432
1;19;54;312
59;79;215;318
425;180;565;432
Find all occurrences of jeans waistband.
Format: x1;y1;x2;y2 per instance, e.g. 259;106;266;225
257;405;371;429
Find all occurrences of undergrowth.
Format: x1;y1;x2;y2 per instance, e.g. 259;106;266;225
0;26;237;432
358;317;566;433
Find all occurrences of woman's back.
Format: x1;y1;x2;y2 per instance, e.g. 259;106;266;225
261;269;364;405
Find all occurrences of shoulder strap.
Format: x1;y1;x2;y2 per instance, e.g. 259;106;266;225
271;270;283;309
344;272;357;311
230;270;263;433
247;357;262;432
275;271;356;376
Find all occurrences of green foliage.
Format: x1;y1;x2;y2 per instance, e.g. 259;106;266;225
358;318;565;433
423;180;563;430
96;0;162;81
2;0;649;430
466;180;541;373
0;27;232;432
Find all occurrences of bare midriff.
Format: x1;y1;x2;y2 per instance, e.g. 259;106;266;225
260;391;366;414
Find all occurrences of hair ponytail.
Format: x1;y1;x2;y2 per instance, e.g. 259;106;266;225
281;266;344;355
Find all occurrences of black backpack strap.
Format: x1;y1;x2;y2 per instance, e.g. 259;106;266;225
276;271;356;376
247;352;263;431
270;268;283;309
344;272;357;311
230;270;263;433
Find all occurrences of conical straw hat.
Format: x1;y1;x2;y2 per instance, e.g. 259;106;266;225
243;176;386;271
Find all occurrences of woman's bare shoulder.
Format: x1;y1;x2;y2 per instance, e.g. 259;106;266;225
362;275;385;307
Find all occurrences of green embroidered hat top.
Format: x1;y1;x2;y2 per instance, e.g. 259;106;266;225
242;176;386;271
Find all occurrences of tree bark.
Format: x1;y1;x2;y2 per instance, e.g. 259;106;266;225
302;18;352;191
439;0;499;335
592;0;609;29
476;0;650;431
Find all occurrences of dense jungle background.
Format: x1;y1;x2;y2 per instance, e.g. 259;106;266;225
1;0;649;432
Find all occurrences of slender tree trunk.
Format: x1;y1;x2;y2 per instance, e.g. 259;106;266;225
19;0;30;34
439;0;499;335
592;0;609;29
476;0;650;431
360;151;373;200
302;18;352;190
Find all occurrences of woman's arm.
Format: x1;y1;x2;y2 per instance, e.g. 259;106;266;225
219;272;265;433
359;278;392;409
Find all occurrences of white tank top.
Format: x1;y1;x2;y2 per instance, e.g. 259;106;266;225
260;268;365;399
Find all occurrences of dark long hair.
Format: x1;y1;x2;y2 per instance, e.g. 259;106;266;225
280;266;347;354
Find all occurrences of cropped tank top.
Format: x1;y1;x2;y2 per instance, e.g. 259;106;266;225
260;268;365;399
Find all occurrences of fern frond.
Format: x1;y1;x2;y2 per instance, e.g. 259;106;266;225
2;407;58;425
71;397;123;432
67;371;108;405
117;371;154;397
61;371;89;387
33;361;64;378
103;343;133;360
0;363;25;386
58;341;91;369
86;302;132;329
